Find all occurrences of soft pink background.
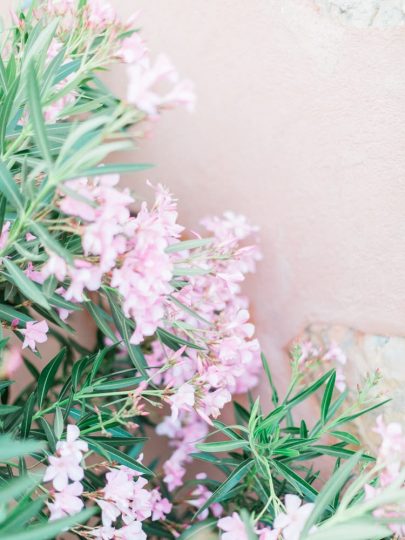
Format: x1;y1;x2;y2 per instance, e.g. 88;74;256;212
2;0;405;390
112;0;405;388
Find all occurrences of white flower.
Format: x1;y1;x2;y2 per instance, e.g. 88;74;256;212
273;494;314;540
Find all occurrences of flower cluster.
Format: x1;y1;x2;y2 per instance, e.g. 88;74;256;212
217;496;314;540
365;415;405;536
44;425;88;520
92;465;171;540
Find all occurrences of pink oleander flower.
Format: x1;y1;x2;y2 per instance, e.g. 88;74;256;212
188;473;222;521
150;488;172;521
117;33;147;64
217;512;248;540
56;424;88;462
90;526;116;540
158;411;208;491
25;262;45;284
43;453;84;491
85;0;117;29
20;320;49;352
1;345;23;378
127;54;195;116
373;415;405;486
47;481;84;521
0;221;10;250
169;383;195;421
115;521;146;540
273;495;314;540
42;252;68;282
296;341;319;365
65;259;103;302
259;528;280;540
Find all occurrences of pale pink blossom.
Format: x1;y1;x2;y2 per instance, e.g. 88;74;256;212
0;221;10;250
25;262;45;284
150;488;172;521
116;521;146;540
97;499;122;527
273;495;314;540
43;454;84;491
117;33;147;64
218;512;248;540
56;424;88;461
42;252;68;282
188;473;222;521
20;320;49;352
85;0;117;28
47;481;84;520
259;528;280;540
127;54;194;116
1;345;22;378
65;260;103;302
169;383;195;420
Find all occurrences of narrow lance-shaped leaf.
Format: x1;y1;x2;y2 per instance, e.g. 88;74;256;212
321;370;336;424
37;348;66;408
0;159;24;214
194;458;254;519
30;222;73;264
26;62;52;167
2;258;51;309
301;452;362;536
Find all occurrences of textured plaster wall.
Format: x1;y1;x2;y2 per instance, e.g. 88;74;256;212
1;1;405;393
109;0;405;389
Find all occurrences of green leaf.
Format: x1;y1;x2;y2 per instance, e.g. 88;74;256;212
20;392;36;439
194;459;254;518
0;76;20;155
196;440;249;453
261;352;279;406
86;440;153;478
84;300;118;342
0;494;45;532
72;162;153;178
303;518;392;540
321;370;336;423
330;431;360;446
104;287;149;379
26;62;52;167
335;399;391;426
0;404;21;416
272;460;319;501
0;475;39;505
38;417;57;453
0;159;24;213
301;452;362;536
178;518;216;539
84;435;147;446
54;406;64;440
30;222;73;264
310;445;374;462
0;436;44;461
0;507;97;540
157;327;205;351
37;348;66;408
165;238;213;253
287;369;335;409
0;304;31;327
2;258;51;309
89;343;118;383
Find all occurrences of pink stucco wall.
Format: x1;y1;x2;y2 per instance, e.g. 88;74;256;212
2;0;405;390
110;0;405;387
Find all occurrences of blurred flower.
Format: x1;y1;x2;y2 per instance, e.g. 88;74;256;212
20;320;49;352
